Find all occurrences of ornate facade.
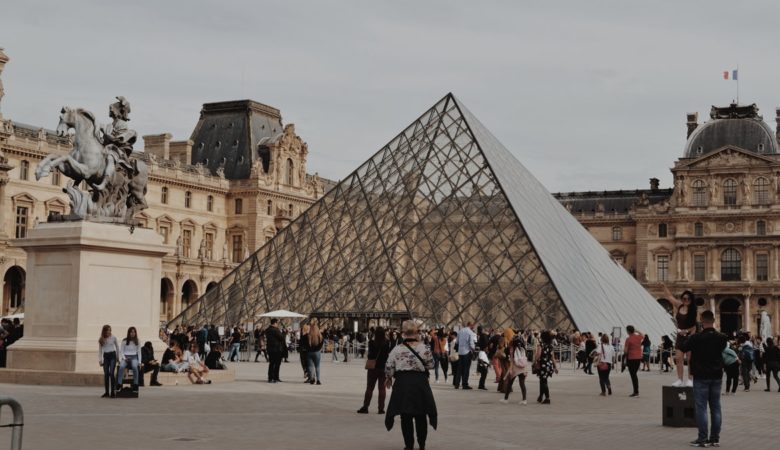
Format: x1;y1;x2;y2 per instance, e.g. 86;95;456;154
0;48;333;321
555;102;780;336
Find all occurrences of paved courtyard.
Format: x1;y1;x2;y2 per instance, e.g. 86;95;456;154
1;356;778;449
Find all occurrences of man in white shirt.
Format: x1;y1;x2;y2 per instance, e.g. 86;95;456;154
456;322;477;389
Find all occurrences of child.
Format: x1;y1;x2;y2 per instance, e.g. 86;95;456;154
477;350;490;390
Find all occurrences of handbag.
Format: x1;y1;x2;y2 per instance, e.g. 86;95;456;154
448;351;460;362
597;344;609;371
365;359;376;370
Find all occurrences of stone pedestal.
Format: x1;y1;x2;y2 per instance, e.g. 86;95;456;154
4;221;172;380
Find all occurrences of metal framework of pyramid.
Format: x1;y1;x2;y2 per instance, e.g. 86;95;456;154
170;94;674;338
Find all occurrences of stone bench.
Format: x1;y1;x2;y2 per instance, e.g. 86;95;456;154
0;365;235;387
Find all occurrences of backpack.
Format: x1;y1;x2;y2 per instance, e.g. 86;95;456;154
512;346;528;369
740;345;753;363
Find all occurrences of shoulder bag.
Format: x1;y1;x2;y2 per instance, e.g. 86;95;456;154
597;344;609;371
403;343;431;379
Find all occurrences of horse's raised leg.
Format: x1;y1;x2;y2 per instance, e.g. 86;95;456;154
35;154;61;180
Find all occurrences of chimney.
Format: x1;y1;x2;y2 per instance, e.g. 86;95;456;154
686;112;698;138
649;177;660;191
143;133;172;160
169;139;194;165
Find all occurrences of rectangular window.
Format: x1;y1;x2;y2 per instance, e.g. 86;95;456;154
267;200;273;215
756;253;768;281
235;198;243;214
159;226;169;244
657;255;669;282
183;229;192;258
232;235;243;263
205;232;214;260
694;254;705;281
612;226;622;241
52;170;61;186
694;222;703;237
19;161;29;181
15;206;28;238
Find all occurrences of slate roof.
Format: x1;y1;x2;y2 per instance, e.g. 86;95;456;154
684;103;778;158
554;189;673;214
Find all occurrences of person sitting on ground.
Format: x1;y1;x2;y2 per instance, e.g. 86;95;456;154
205;344;226;370
188;342;212;384
160;342;176;372
162;341;189;373
140;341;162;386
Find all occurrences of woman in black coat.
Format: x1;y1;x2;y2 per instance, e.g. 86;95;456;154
357;326;391;414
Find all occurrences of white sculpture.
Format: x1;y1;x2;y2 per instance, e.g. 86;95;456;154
760;310;772;344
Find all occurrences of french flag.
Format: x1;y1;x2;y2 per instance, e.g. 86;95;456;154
723;69;738;80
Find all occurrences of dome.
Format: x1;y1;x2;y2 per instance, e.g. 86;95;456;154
683;103;778;158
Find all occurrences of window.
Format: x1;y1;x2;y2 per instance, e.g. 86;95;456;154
184;191;192;208
161;187;169;204
756;253;769;281
51;170;61;186
694;254;706;281
721;248;742;281
232;235;243;263
657;255;669;282
288;203;294;217
754;178;770;205
207;195;213;212
182;229;192;258
159;225;169;244
286;158;294;185
19;160;29;181
723;179;737;205
15;206;28;238
692;180;706;207
205;232;214;260
694;222;703;237
267;200;273;216
658;223;667;238
235;198;243;214
757;220;767;236
612;226;622;241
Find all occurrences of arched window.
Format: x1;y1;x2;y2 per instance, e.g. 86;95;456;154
286;158;294;185
206;195;213;212
235;198;243;214
658;223;668;238
723;179;737;206
694;222;704;237
19;160;29;181
754;177;770;205
757;220;767;236
721;248;742;281
612;226;622;241
692;180;706;207
184;191;192;208
161;186;169;204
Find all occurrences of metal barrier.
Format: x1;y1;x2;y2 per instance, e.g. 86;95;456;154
0;396;23;450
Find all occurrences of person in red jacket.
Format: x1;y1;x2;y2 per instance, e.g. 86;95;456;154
623;325;644;397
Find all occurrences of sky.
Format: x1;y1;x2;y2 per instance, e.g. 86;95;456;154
1;1;778;193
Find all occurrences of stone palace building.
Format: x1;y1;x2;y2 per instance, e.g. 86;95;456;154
0;48;333;321
555;102;780;336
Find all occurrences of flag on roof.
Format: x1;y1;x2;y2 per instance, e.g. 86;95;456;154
723;69;738;80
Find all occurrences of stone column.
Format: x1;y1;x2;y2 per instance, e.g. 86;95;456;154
744;295;751;333
710;297;718;329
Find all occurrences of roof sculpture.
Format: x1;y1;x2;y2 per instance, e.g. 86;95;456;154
171;94;675;339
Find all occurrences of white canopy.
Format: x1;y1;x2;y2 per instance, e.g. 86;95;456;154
1;313;24;321
257;309;307;319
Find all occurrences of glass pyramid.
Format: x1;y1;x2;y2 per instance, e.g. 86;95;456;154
171;94;674;339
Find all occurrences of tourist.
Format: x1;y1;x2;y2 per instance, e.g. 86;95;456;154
641;334;652;371
117;326;142;392
722;341;740;396
282;326;291;363
663;286;697;387
385;320;437;450
197;324;208;358
205;344;226;370
738;335;754;392
487;328;502;383
661;335;673;372
162;341;189;373
763;337;780;392
448;331;460;388
187;342;212;384
299;325;311;381
534;330;558;404
476;348;490;390
98;324;121;398
623;325;643;397
680;310;728;448
500;334;528;404
595;334;614;396
207;324;220;350
431;328;448;384
307;319;324;385
265;318;284;383
139;341;162;387
253;326;265;362
228;327;242;362
455;322;476;389
584;332;597;375
358;326;391;414
495;336;511;393
341;333;350;363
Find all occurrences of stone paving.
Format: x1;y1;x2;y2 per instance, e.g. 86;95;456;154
1;356;778;449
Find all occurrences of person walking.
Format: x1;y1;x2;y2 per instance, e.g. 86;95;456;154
738;335;754;392
448;331;459;388
299;324;311;382
596;334;614;396
265;318;284;383
534;330;558;404
763;337;780;392
500;334;528;404
641;335;652;371
385;321;437;450
306;319;324;385
455;322;476;389
253;327;265;362
680;310;728;448
98;324;121;398
661;335;674;372
430;329;448;384
228;327;242;362
584;333;597;375
357;326;391;414
623;325;643;397
117;326;142;393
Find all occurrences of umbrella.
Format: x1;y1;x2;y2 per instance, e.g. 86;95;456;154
257;309;307;319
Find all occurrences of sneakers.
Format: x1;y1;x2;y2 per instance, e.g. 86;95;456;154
629;393;639;397
689;439;710;447
672;379;684;387
499;399;509;404
708;439;720;447
684;379;694;387
520;400;527;405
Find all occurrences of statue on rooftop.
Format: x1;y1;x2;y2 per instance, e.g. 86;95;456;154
34;97;148;225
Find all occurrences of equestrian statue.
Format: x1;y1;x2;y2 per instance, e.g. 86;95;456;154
35;96;148;224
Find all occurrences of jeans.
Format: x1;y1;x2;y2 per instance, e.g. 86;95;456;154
693;379;722;443
432;353;442;381
307;351;321;382
229;343;241;362
597;363;612;393
117;354;140;387
362;368;386;411
438;354;448;381
400;414;427;449
725;362;739;393
457;354;472;388
102;351;117;394
268;350;283;381
504;373;527;400
627;359;641;394
741;363;752;390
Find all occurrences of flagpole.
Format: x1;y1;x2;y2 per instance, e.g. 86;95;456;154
737;64;740;104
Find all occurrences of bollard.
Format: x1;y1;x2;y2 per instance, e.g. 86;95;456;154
0;396;23;450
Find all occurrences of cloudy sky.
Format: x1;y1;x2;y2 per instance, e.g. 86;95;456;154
1;1;777;192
